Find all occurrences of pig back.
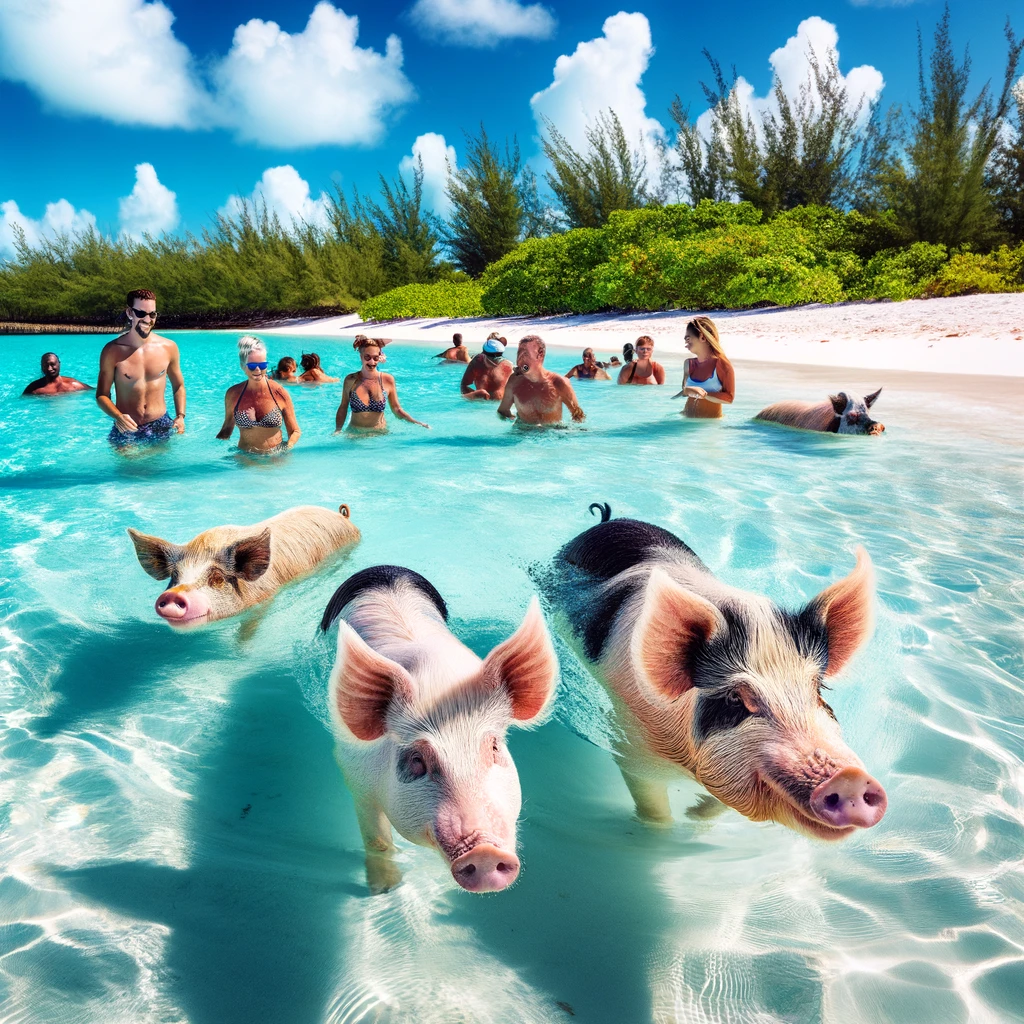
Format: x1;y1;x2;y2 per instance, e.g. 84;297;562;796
261;506;361;585
755;399;838;432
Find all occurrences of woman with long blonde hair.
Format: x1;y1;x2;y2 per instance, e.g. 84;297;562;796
673;316;735;419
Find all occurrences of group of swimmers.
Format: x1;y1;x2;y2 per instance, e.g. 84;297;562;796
20;288;736;453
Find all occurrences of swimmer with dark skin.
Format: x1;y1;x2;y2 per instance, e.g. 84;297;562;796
23;352;93;395
435;333;471;363
461;339;513;400
497;335;584;425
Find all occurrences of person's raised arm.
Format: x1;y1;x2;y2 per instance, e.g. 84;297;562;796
384;374;429;428
96;343;137;432
278;385;301;447
166;342;186;432
335;376;354;432
558;377;585;422
216;387;236;440
496;376;517;419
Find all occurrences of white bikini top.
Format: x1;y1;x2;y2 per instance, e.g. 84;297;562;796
684;361;723;393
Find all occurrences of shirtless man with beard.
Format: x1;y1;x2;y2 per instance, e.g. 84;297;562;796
497;335;584;425
96;289;186;448
460;337;513;401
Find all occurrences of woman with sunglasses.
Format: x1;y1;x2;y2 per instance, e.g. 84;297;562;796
672;316;736;418
217;336;301;452
617;336;665;385
335;336;429;431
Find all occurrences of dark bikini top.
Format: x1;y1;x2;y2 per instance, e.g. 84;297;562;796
234;380;283;429
349;373;387;413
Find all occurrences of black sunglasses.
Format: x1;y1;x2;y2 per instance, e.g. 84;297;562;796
130;307;158;320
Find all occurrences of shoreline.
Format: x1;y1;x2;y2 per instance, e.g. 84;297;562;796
258;293;1024;378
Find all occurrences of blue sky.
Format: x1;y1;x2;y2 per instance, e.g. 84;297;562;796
0;0;1020;253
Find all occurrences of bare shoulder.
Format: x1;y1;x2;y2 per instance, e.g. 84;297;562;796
100;336;134;362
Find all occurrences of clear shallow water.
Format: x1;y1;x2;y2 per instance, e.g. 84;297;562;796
1;331;1022;1024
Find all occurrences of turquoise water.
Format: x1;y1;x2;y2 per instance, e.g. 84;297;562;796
1;331;1022;1024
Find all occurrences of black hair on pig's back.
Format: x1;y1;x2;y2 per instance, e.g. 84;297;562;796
557;518;707;580
320;565;449;632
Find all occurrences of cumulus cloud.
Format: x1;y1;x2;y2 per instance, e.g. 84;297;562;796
220;166;332;229
213;2;414;147
0;0;203;128
409;0;555;47
118;163;179;239
0;199;97;258
400;133;456;215
0;1;415;147
696;16;884;140
530;12;666;184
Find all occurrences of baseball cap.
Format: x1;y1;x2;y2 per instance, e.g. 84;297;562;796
483;338;504;354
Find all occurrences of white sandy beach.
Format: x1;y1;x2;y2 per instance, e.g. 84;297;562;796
262;293;1024;378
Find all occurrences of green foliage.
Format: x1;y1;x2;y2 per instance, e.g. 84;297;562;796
359;281;484;321
988;84;1024;244
852;242;949;300
541;111;653;229
480;229;610;314
925;244;1024;296
885;6;1023;248
445;127;530;277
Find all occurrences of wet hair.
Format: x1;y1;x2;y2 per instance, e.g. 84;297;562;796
519;334;546;359
41;351;58;367
275;356;296;377
300;352;322;370
453;333;463;344
635;335;654;349
622;342;635;362
126;288;156;306
237;335;267;362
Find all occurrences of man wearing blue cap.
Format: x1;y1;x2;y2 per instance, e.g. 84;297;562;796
460;337;513;401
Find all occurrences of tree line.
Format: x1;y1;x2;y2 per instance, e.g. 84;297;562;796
1;4;1022;322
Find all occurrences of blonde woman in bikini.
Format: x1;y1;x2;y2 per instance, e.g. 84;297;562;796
335;337;429;432
673;316;735;419
616;336;665;385
217;336;301;451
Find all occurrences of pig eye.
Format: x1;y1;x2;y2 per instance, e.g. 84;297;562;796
207;568;226;587
398;749;428;781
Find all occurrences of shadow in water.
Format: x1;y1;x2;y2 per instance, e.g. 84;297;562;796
32;619;225;737
737;419;873;459
57;666;363;1024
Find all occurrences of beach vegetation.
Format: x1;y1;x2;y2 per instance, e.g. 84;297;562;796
359;281;484;321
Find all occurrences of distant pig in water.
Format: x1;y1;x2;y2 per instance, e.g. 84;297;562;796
321;565;558;894
756;388;884;434
129;505;360;627
543;505;887;840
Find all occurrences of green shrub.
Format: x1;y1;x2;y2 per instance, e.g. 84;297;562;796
602;200;761;250
925;244;1024;296
852;242;949;300
480;229;609;314
359;281;484;320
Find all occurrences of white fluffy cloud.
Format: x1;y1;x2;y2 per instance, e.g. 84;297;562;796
0;1;414;147
400;133;457;215
220;166;332;229
213;2;414;147
0;0;203;128
0;199;97;258
409;0;555;47
696;17;884;141
530;12;666;184
118;163;179;239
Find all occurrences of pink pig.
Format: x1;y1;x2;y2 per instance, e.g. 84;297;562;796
321;566;559;894
545;505;887;840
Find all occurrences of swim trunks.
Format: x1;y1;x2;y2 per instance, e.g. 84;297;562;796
108;413;174;448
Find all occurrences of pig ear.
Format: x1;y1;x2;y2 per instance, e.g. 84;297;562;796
864;387;882;408
127;528;181;580
829;392;848;414
328;621;415;741
631;569;723;700
480;597;559;722
810;547;875;678
229;529;272;581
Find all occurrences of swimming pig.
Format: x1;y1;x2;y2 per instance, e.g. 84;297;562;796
129;505;360;627
321;565;558;894
542;505;887;840
756;388;884;434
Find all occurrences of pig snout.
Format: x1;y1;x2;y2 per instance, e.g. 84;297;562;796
868;422;885;435
155;588;211;625
450;844;520;893
810;766;887;829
